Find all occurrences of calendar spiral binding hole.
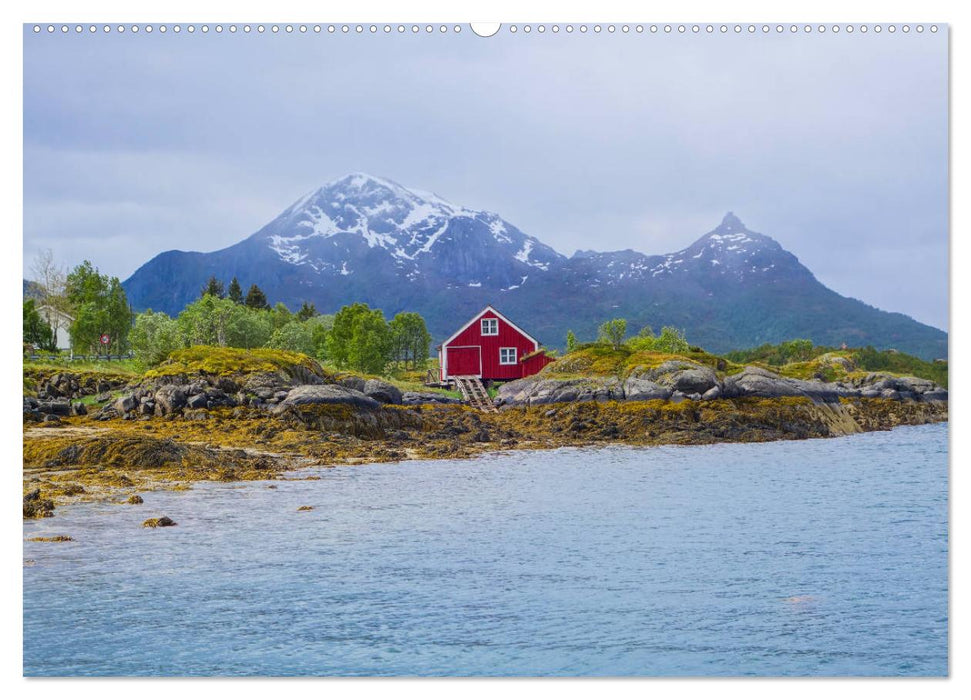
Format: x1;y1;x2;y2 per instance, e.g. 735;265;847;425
31;24;940;36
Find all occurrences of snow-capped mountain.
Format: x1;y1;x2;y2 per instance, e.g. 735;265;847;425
253;173;561;290
123;175;947;359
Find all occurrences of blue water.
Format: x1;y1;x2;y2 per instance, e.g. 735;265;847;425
23;423;948;676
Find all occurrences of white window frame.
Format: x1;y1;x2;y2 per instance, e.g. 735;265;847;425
481;318;499;336
499;347;518;365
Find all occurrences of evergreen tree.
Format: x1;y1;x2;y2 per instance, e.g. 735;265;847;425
201;276;225;299
244;284;270;310
296;301;318;322
227;277;244;304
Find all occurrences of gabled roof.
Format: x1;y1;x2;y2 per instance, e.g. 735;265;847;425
441;305;540;349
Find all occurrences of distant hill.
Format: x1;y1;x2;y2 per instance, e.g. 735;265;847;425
23;279;43;301
123;173;948;360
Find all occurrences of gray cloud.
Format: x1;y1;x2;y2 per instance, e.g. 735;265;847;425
24;27;948;329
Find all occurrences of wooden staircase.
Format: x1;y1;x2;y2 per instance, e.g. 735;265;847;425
451;375;498;413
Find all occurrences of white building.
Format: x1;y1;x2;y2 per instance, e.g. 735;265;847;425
36;304;74;351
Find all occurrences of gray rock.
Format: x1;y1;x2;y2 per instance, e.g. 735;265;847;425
205;389;237;408
153;385;187;415
622;377;672;401
722;367;806;399
214;377;239;394
274;384;380;411
922;390;948;402
363;379;403;405
186;393;208;410
113;394;138;413
337;376;366;392
401;391;462;405
38;400;72;416
497;377;623;407
183;409;210;421
702;386;722;400
72;402;88;416
186;381;208;396
670;368;719;395
138;400;155;416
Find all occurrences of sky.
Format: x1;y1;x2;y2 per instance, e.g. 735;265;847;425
23;25;948;330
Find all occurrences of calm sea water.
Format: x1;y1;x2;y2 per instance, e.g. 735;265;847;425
23;423;948;677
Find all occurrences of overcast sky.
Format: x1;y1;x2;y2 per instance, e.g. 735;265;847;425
23;25;948;330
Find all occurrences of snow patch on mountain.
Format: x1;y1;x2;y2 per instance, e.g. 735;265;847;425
262;173;557;274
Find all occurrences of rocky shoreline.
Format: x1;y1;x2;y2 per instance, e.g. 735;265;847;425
23;357;947;520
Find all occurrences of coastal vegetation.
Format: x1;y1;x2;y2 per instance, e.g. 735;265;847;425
23;295;948;523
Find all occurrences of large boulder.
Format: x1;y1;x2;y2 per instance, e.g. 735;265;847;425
186;393;208;410
636;360;719;395
722;366;807;399
154;385;187;415
38;400;73;417
112;393;138;414
622;377;672;401
363;379;403;405
273;384;380;411
496;377;623;407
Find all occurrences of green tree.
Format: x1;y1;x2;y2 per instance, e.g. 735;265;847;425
65;261;132;354
565;330;578;353
176;295;238;346
389;312;432;369
23;299;57;352
227;277;244;304
654;326;690;354
598;318;627;350
244;284;270;310
308;315;334;360
201;276;225;299
266;320;315;355
327;303;392;373
296;301;318;322
129;310;181;365
224;305;273;348
269;302;294;330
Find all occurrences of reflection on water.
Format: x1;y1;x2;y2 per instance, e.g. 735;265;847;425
24;423;948;676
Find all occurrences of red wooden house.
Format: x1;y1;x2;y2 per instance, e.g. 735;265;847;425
438;306;554;382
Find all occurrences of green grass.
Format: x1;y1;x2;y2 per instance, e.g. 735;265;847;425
24;357;142;376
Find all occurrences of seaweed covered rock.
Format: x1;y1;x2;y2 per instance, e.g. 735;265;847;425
23;489;55;519
143;516;176;528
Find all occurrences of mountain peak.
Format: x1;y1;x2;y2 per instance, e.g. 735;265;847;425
719;211;745;231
